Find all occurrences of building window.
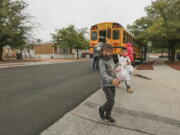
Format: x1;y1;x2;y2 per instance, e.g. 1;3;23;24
57;47;72;54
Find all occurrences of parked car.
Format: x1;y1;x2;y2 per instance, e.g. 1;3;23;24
81;52;89;58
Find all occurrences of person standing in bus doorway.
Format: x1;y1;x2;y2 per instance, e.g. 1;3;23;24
126;43;135;67
97;44;121;124
118;48;134;93
92;36;106;70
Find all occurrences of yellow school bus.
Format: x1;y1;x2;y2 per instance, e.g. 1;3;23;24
89;22;143;63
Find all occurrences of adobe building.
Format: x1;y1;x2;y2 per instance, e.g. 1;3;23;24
2;42;89;59
34;42;74;59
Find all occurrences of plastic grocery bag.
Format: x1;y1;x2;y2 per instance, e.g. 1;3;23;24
115;65;131;81
126;65;134;74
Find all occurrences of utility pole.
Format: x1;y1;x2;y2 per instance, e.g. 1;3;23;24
147;41;152;61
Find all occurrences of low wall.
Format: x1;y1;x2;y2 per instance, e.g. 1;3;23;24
35;54;74;59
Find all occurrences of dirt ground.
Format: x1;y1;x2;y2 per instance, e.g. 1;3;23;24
136;61;155;70
165;61;180;71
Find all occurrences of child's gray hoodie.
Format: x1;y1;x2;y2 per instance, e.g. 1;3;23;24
99;58;116;87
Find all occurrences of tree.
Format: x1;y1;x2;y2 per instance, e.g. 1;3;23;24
36;38;42;44
0;0;33;60
52;25;89;59
127;0;180;61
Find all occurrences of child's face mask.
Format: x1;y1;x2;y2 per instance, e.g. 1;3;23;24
122;52;128;57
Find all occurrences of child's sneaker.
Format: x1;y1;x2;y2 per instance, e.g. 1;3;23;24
105;116;116;124
97;106;105;120
127;86;133;93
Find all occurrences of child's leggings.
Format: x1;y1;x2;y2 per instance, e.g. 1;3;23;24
100;86;115;118
125;80;131;87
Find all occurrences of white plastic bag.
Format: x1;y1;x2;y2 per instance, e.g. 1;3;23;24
126;65;134;74
115;65;131;81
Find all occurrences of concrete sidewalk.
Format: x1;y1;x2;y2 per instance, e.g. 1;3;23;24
41;61;180;135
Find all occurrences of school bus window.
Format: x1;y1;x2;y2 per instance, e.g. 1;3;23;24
126;33;129;42
91;31;97;40
107;29;111;39
128;35;130;42
113;30;119;40
125;32;128;43
123;31;126;42
125;32;127;43
126;34;128;42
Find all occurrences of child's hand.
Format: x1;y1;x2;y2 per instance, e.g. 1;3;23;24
112;79;120;86
127;62;131;65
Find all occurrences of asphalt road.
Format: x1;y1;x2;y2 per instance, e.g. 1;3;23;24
0;61;100;135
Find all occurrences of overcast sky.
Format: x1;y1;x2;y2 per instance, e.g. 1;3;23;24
25;0;153;42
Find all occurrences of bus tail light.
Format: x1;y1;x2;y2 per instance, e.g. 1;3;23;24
91;25;98;30
91;43;96;46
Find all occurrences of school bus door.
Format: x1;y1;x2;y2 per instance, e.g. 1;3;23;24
106;28;111;44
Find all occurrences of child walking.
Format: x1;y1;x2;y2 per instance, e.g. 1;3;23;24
97;44;120;124
118;48;133;93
